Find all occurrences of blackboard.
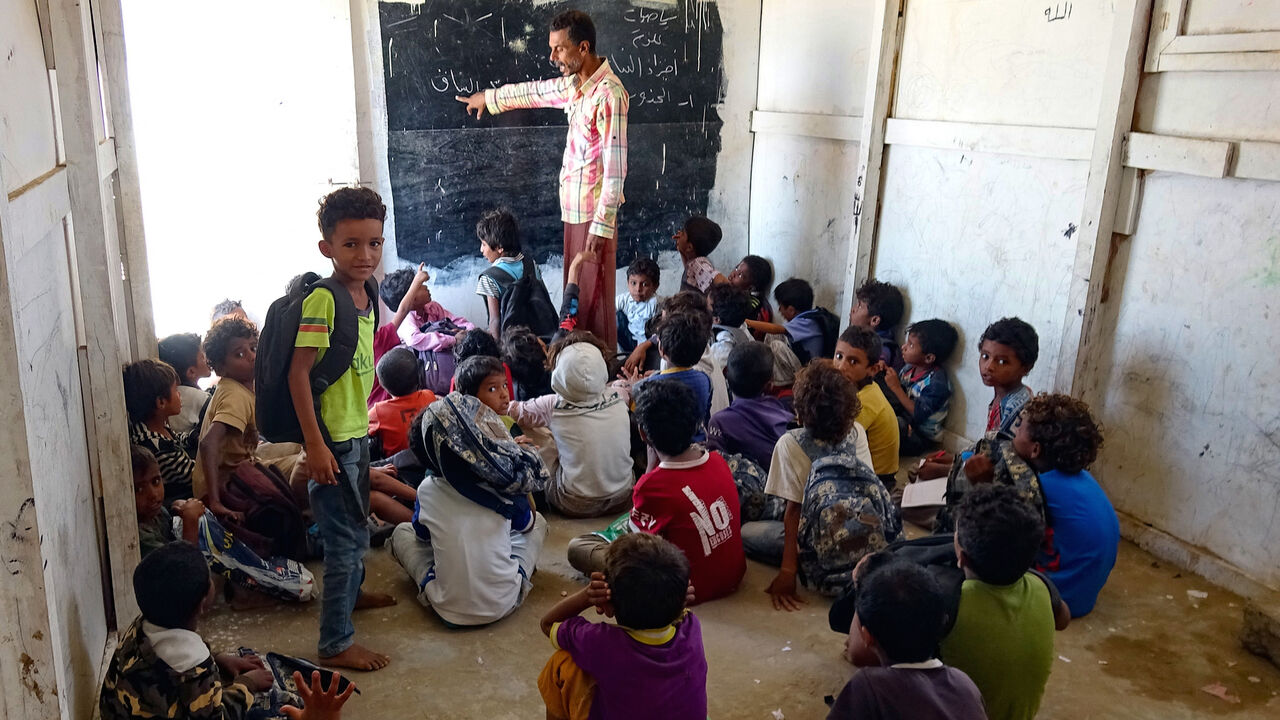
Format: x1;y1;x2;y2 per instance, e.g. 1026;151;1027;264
380;0;726;265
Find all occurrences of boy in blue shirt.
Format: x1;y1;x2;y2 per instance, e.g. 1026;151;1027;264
880;319;959;455
626;311;713;442
291;187;394;671
747;278;836;364
1015;394;1117;617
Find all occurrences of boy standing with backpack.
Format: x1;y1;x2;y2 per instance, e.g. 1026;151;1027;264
289;187;394;671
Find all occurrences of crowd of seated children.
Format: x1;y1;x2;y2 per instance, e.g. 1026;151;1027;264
1016;394;1118;617
569;379;746;604
616;255;661;352
675;215;727;294
748;278;839;365
507;331;634;517
388;389;549;627
880;319;958;456
378;263;473;401
728;254;775;331
368;347;437;459
829;558;986;719
157;332;212;435
707;283;753;370
832;326;901;487
540;533;707;720
707;342;794;469
848;279;906;371
124;358;196;504
743;362;894;609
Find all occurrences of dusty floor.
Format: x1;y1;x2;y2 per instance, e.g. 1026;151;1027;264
204;515;1280;719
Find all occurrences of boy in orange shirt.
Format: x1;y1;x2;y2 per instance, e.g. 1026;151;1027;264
368;346;437;458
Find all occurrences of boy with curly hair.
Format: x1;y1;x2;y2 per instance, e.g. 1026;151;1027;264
124;358;195;504
1014;394;1117;617
193;316;263;523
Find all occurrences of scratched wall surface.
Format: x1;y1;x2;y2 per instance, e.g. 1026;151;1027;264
380;0;727;265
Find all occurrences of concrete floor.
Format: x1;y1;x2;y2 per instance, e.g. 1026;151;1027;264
203;515;1280;719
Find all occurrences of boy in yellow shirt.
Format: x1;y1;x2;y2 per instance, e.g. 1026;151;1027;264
832;326;901;489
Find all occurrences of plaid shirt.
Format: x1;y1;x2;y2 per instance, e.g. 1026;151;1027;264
485;60;628;239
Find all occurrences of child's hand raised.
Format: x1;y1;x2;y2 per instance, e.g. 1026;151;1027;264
282;670;356;720
586;572;615;617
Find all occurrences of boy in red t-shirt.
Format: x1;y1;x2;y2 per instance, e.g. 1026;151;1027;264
567;379;745;603
368;346;437;458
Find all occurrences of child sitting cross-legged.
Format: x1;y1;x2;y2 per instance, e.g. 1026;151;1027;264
832;327;901;488
828;558;986;720
124;358;196;504
879;319;958;456
540;533;707;720
568;379;745;604
706;342;793;470
616;256;661;353
157;332;212;435
99;542;273;720
506;331;634;518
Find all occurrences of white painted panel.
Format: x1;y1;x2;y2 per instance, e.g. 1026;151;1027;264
1184;0;1280;35
895;0;1112;129
9;224;105;720
872;145;1087;440
1095;173;1280;589
756;0;873;116
122;0;360;335
1135;71;1280;143
749;132;860;312
0;1;58;193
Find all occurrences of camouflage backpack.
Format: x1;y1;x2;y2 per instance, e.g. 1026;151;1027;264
798;453;902;596
933;433;1044;534
722;452;786;522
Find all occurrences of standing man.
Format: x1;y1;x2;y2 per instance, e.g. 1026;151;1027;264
458;10;628;349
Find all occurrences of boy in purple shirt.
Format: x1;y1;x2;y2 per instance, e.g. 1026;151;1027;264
707;342;794;468
539;533;706;720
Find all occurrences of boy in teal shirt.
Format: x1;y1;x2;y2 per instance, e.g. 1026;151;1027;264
291;187;394;671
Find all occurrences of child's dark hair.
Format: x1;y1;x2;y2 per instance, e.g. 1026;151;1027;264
157;333;202;384
455;355;505;397
660;291;710;318
683;216;722;258
210;299;243;323
475;208;521;256
131;444;158;478
317;186;386;241
793;361;860;443
738;255;773;295
379;267;416;310
546;330;610;372
956;484;1045;585
774;278;814;312
906;319;959;365
856;559;947;663
838;325;884;365
707;284;752;328
407;407;430;466
202;316;258;375
377;346;422;398
626;256;660;287
725;342;774;399
453;328;501;363
502;326;549;388
550;9;596;52
134;541;210;629
1020;394;1104;474
634;379;699;456
855;279;905;330
657;311;710;367
122;359;179;424
606;532;690;630
980;317;1039;369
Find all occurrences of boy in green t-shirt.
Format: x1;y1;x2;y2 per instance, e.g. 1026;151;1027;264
291;187;395;671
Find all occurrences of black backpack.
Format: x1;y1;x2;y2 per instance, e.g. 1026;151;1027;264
791;307;842;364
256;273;379;444
481;256;558;340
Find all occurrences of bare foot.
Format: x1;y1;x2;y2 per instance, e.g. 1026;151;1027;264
320;643;390;672
354;591;397;610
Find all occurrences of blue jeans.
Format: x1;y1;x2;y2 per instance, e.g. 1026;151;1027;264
740;520;785;566
309;436;370;657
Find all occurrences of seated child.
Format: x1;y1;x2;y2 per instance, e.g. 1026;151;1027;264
707;342;793;469
157;332;212;434
455;355;515;431
450;329;515;398
706;283;753;370
621;291;707;374
124;358;195;504
675;215;727;294
387;392;549;626
747;278;838;364
475;207;555;338
616;256;661;352
880;319;958;455
829;559;986;720
941;485;1070;720
100;542;273;720
1017;394;1117;617
368;346;437;458
980;317;1038;437
380;263;473;402
746;362;896;606
539;533;707;720
568;380;745;604
503;326;553;401
624;310;715;442
833;327;901;486
506;332;634;518
728;254;775;330
133;445;203;557
848;279;905;371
